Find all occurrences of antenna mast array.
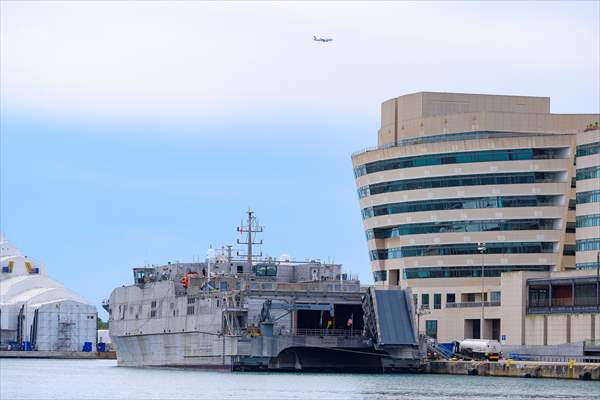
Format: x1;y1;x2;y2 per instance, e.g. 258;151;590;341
237;209;263;267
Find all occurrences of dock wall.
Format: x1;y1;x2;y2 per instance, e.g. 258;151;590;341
427;360;600;380
0;351;116;360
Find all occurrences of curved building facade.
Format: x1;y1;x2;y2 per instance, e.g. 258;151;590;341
352;92;599;342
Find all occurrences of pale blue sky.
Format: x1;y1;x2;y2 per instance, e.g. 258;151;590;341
1;1;599;316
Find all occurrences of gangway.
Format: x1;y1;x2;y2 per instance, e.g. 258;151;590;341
362;287;423;371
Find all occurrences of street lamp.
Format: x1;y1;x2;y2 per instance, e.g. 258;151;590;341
478;242;487;339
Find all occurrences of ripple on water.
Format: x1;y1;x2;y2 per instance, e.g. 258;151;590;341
0;359;598;400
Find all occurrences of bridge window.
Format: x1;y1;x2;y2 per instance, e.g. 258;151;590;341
254;263;277;277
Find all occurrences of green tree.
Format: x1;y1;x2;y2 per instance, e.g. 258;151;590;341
97;317;109;330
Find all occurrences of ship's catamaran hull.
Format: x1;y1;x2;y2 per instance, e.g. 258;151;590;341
107;212;422;372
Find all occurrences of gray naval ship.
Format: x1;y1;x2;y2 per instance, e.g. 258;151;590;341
106;211;423;372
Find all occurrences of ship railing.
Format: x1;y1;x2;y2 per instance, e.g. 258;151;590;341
293;328;362;337
247;281;361;293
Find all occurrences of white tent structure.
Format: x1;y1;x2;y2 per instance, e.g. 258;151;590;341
0;233;97;351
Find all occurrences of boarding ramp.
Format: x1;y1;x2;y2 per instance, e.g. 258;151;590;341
362;287;422;370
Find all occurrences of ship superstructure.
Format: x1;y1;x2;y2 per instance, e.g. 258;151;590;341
106;211;422;371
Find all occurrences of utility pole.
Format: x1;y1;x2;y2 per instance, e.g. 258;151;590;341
237;209;263;268
478;242;487;340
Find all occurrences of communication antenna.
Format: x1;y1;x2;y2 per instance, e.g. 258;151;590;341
237;209;263;267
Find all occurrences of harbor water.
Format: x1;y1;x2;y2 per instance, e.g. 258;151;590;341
1;359;598;400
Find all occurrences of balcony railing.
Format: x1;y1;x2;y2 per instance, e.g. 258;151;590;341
446;301;501;309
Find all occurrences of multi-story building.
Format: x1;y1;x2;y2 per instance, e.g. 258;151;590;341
351;92;599;346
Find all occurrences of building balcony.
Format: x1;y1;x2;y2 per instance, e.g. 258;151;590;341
446;301;501;309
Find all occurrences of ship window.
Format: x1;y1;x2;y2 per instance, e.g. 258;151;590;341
255;263;277;277
150;310;157;318
187;306;195;315
187;297;196;305
237;265;244;274
151;301;157;308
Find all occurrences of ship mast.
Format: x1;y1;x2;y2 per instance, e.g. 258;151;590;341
237;209;263;267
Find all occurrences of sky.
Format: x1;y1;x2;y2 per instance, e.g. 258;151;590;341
1;1;599;318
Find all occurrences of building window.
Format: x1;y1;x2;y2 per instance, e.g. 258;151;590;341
528;286;549;307
576;141;600;158
425;320;438;339
403;265;551;279
358;172;562;199
563;245;576;256
354;148;566;178
362;195;564;219
490;291;501;303
434;293;441;309
421;294;430;309
576;214;600;228
577;190;600;204
576;166;600;181
371;242;555;261
566;222;576;233
568;199;576;210
446;293;455;304
366;218;557;239
576;262;600;270
373;270;387;282
576;238;600;252
466;293;476;302
361;195;560;220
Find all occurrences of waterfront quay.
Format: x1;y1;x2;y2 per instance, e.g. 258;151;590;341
0;350;116;360
428;359;600;380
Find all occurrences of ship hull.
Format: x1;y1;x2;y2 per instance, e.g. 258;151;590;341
113;331;241;369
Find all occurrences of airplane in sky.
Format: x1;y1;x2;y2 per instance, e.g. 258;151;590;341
313;35;333;43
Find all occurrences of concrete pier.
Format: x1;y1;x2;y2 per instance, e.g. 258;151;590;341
427;360;600;380
0;350;116;360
